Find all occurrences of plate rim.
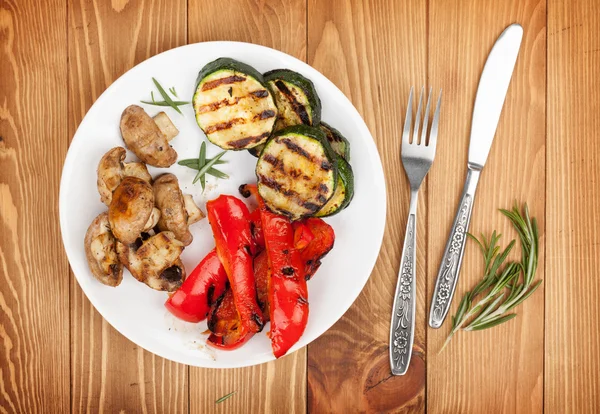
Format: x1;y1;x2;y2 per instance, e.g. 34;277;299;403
59;40;387;368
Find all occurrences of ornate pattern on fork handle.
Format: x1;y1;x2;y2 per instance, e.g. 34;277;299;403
390;214;415;373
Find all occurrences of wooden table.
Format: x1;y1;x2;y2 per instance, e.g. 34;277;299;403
1;0;598;412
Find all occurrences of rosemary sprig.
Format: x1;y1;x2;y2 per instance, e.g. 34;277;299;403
140;99;190;107
152;77;183;114
178;142;229;191
441;204;541;351
215;391;236;404
140;79;190;112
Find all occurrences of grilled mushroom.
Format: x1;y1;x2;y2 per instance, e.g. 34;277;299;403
120;105;178;167
97;147;152;205
109;176;155;244
153;173;204;246
116;231;186;291
84;212;123;287
183;194;204;225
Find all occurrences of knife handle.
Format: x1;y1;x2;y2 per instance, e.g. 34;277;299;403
429;167;480;329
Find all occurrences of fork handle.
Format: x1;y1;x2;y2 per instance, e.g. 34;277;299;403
429;167;481;329
390;190;418;375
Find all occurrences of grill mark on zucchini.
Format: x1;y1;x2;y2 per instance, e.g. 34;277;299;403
196;90;268;113
278;137;332;172
202;75;246;91
262;153;284;171
257;174;321;213
228;132;271;149
274;80;311;125
251;90;269;98
204;117;246;134
254;109;276;121
279;137;311;159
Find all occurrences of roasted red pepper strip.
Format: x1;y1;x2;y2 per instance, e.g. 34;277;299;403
249;208;265;252
207;252;271;349
293;222;314;250
240;184;309;357
254;250;271;320
165;249;228;322
295;218;335;280
206;195;264;334
261;209;309;358
207;290;254;349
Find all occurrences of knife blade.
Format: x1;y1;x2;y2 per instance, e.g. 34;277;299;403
428;23;523;329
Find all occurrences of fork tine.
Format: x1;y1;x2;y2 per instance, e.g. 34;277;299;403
412;86;424;144
421;87;433;146
428;89;442;150
402;87;414;146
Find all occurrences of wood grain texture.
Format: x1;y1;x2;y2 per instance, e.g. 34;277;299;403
187;1;307;413
67;0;188;412
426;1;546;413
0;0;70;412
546;0;600;412
306;1;428;412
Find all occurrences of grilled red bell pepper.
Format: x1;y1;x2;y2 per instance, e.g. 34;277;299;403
241;184;309;357
262;208;309;358
249;208;265;252
295;218;335;280
206;195;264;334
207;289;254;349
165;249;227;322
293;221;314;250
207;250;271;349
254;250;271;319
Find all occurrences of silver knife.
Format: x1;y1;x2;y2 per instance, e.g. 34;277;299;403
429;23;523;329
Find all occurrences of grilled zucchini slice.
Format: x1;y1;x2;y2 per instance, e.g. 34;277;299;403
193;58;278;150
248;69;322;158
264;69;322;131
256;125;338;220
320;122;351;161
316;155;354;217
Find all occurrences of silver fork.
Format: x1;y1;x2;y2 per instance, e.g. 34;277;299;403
390;87;441;375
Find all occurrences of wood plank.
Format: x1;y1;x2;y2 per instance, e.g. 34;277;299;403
187;1;307;413
0;0;70;412
306;1;428;412
67;0;188;412
546;1;600;412
426;1;546;413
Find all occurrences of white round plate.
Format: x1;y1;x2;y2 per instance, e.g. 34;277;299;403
60;41;386;368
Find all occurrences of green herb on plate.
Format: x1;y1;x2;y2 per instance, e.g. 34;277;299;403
178;142;229;191
215;390;236;404
140;79;190;112
441;204;541;352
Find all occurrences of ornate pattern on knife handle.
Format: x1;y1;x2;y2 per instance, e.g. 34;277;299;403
429;168;480;329
390;214;416;375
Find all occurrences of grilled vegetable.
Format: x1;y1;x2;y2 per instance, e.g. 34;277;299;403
264;69;321;131
256;125;338;220
295;218;335;280
84;212;123;287
120;105;178;167
193;58;277;150
165;248;227;322
319;122;350;161
116;231;186;292
206;195;264;334
315;155;354;217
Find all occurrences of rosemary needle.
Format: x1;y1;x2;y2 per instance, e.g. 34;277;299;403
215;391;236;404
152;77;183;114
